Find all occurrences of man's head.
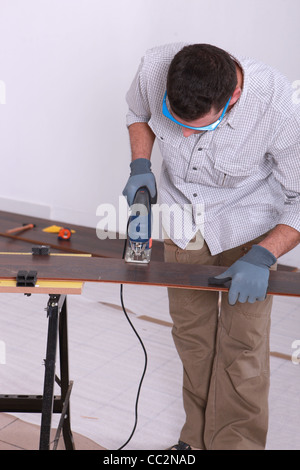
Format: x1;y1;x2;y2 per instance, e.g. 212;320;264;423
166;44;240;127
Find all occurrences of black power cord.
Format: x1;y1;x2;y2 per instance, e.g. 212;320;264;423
116;235;148;451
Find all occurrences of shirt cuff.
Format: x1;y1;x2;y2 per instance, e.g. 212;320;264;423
126;111;149;128
278;206;300;233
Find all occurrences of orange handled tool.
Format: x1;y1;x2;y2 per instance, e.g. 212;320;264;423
6;223;36;234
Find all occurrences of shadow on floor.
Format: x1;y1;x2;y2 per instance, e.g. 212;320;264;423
0;413;105;450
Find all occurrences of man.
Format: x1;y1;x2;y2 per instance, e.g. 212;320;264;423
123;43;300;450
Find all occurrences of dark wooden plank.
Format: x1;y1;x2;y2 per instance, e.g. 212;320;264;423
0;235;64;253
0;254;299;297
0;210;164;260
0;210;297;271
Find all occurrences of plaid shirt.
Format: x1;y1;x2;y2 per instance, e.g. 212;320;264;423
126;43;300;254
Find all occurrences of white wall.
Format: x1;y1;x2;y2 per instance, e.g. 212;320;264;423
0;0;299;229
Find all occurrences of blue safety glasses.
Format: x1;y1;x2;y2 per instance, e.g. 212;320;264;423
162;91;232;131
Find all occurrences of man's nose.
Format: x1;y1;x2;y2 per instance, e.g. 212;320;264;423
182;128;196;137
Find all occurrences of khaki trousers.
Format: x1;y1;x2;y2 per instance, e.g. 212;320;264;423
164;234;276;450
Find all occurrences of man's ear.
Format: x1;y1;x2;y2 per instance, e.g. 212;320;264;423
230;86;242;106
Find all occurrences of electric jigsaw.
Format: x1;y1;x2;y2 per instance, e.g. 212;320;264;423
125;187;152;264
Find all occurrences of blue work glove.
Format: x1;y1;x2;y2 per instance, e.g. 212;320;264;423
209;245;277;305
123;158;157;206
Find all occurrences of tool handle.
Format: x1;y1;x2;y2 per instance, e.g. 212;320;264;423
6;223;35;234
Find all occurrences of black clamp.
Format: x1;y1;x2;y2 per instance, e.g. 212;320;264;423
15;246;49;289
16;270;37;287
32;245;50;256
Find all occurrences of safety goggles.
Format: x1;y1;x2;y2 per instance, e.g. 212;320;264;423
162;91;231;131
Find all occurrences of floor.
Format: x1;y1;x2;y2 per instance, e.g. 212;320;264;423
0;247;299;451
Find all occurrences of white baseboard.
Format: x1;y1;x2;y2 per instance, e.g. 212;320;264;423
0;197;110;234
51;206;98;229
0;197;51;219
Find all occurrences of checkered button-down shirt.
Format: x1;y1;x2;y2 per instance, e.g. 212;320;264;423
126;43;300;255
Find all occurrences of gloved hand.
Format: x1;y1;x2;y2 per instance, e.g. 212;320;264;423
122;158;157;206
209;245;277;305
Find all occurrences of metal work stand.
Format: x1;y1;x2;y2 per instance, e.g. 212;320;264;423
0;294;75;450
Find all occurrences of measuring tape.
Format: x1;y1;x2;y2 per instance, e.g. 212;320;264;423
58;228;72;240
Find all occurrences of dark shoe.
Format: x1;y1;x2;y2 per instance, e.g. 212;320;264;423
169;440;192;450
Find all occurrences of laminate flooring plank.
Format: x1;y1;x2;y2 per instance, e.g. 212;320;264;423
0;210;164;260
0;254;299;297
0;210;297;270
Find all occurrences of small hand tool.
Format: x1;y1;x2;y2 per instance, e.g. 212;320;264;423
58;227;72;240
5;223;36;235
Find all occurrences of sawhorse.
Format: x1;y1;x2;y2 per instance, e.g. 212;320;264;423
0;280;83;450
40;293;74;450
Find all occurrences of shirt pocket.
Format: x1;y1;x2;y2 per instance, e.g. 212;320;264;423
213;153;258;188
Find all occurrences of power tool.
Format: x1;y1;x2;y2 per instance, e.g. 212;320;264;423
125;187;152;264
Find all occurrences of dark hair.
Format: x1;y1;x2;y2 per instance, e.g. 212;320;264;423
166;44;237;121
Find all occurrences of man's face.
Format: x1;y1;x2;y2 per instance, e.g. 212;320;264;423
163;85;241;136
172;107;225;137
